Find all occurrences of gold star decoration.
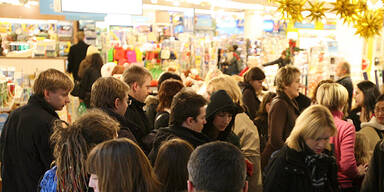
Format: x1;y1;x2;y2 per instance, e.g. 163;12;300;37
354;9;383;38
276;0;307;22
331;0;358;24
356;0;368;13
305;1;329;22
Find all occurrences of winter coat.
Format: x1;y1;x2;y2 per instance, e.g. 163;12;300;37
0;95;59;192
101;107;138;143
262;90;300;169
148;125;212;165
359;117;384;160
253;115;268;154
124;95;151;153
264;145;339;192
242;86;261;120
154;111;169;130
233;112;262;192
361;140;384;192
79;66;101;107
67;40;89;81
331;110;359;189
294;92;311;113
336;76;353;113
203;90;240;147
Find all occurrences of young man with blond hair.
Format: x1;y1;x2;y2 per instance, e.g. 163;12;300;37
1;69;73;192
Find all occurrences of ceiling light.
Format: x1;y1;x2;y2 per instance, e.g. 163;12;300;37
151;0;157;3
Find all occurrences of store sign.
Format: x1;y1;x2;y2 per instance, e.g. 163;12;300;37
40;0;106;21
61;0;142;15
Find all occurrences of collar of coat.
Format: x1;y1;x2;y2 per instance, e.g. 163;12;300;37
276;90;300;114
128;95;146;108
28;94;59;118
361;116;384;131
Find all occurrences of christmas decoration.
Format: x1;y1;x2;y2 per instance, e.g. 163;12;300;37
331;0;358;24
305;1;328;22
354;9;383;38
276;0;306;22
357;0;368;13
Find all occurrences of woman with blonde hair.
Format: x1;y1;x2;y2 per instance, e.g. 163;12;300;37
264;105;338;192
39;109;120;192
207;74;262;192
316;82;367;191
262;66;301;169
87;138;161;192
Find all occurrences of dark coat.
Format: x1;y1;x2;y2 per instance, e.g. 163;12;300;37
79;67;101;107
349;107;362;131
361;140;384;192
154;111;169;130
253;115;268;154
67;41;89;81
261;90;300;169
124;95;151;152
264;145;339;192
0;95;59;192
149;125;212;165
336;76;353;113
262;57;291;69
295;92;311;113
101;107;138;143
242;86;261;120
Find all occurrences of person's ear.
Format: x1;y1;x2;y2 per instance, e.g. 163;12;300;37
243;181;248;192
186;117;194;126
44;89;50;97
187;180;194;192
114;98;120;110
131;82;138;92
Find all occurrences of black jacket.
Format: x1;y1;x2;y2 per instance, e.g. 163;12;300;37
253;115;268;153
336;76;353;113
149;125;212;165
67;41;89;81
263;57;291;69
101;107;138;143
79;67;101;108
154;111;169;130
124;95;151;152
361;140;384;192
242;86;260;120
0;95;59;192
264;145;339;192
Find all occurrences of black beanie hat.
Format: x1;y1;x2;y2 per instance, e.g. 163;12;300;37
206;90;239;119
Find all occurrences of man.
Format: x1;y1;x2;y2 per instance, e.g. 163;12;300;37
149;88;210;164
263;49;291;69
335;61;353;112
0;69;73;192
67;31;89;82
123;65;153;151
187;141;248;192
90;77;137;142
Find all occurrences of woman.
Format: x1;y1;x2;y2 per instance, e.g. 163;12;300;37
358;94;384;160
311;79;334;104
262;66;301;169
87;138;161;192
350;80;380;131
264;105;338;192
79;53;104;107
39;109;120;192
154;139;194;192
361;140;384;192
207;75;262;192
316;83;367;191
242;66;266;120
154;79;184;130
203;90;240;147
253;92;276;155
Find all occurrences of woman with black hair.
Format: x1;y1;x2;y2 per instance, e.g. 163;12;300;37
202;90;240;147
350;80;380;131
79;53;103;107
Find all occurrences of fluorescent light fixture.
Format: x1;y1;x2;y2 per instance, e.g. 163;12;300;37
61;0;142;15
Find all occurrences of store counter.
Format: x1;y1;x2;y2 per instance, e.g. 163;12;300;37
0;57;67;74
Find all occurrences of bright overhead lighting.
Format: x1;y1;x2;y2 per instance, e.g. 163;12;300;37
151;0;157;3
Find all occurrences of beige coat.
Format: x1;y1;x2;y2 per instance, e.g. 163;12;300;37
359;117;384;160
234;112;262;192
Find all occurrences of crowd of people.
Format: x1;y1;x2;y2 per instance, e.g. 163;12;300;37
1;33;384;192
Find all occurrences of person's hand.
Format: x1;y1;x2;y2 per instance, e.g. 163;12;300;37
357;163;368;176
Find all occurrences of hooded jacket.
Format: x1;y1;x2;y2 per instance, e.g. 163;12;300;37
359;117;384;160
203;90;240;147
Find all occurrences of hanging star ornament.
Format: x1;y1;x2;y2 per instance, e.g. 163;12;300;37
276;0;307;22
305;1;329;22
331;0;358;24
356;0;368;13
354;9;383;39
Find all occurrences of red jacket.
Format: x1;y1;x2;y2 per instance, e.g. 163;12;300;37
331;110;359;189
